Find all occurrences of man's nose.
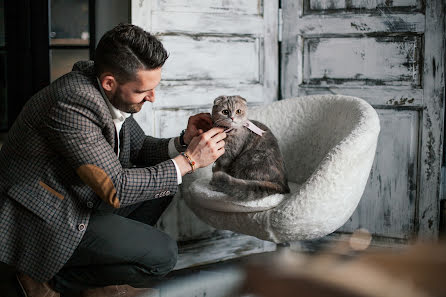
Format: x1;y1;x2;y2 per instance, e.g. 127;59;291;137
145;90;155;102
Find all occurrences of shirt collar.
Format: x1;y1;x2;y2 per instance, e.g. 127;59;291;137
96;77;131;122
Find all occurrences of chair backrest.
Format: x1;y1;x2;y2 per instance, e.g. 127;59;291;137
250;95;368;184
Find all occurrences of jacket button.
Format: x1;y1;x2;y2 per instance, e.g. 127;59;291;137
78;224;86;231
86;201;94;208
166;191;170;195
154;194;160;198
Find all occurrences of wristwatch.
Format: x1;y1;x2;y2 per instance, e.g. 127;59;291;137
179;129;187;147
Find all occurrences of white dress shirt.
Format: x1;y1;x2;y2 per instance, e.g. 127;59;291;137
97;78;182;184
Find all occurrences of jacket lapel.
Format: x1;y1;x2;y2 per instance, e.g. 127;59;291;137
118;119;131;167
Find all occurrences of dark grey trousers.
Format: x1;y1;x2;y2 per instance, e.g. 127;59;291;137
50;196;177;293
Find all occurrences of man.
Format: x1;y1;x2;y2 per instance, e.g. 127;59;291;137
0;24;226;297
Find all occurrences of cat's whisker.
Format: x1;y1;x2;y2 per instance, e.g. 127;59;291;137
212;118;227;125
212;118;233;130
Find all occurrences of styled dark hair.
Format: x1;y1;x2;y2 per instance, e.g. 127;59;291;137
94;23;168;83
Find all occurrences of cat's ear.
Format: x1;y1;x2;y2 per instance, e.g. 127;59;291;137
235;95;247;105
213;96;227;105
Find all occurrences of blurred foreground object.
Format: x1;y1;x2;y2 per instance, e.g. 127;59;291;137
243;238;446;297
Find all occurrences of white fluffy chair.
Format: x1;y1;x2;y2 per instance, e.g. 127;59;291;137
184;95;380;243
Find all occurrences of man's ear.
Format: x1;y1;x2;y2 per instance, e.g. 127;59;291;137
100;73;117;92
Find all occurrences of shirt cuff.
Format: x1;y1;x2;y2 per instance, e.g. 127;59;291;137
171;158;182;185
168;137;180;158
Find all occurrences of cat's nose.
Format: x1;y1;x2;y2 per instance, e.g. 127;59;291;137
230;117;234;121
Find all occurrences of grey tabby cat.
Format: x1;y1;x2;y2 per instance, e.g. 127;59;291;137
210;95;290;201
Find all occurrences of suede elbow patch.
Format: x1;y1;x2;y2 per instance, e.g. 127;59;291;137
76;164;120;208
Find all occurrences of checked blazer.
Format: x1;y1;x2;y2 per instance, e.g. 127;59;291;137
0;61;179;282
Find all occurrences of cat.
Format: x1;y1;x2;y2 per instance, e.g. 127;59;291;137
210;95;290;201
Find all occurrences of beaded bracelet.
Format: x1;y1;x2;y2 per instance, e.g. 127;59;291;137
180;152;196;173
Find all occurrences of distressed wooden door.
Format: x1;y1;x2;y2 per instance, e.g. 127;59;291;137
131;0;279;256
282;0;445;242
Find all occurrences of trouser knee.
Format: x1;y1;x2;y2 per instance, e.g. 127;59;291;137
141;232;178;277
156;235;178;276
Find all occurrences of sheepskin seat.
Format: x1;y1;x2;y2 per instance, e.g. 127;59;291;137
184;95;380;243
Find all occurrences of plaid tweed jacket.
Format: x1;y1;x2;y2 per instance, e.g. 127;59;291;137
0;61;179;282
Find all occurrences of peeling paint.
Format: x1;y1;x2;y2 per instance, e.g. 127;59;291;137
428;219;433;229
384;208;391;227
383;15;415;32
309;0;417;11
425;113;432;129
345;0;353;9
386;97;416;105
432;57;436;78
424;131;436;181
350;22;370;31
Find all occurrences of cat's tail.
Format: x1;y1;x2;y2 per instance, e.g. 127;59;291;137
210;171;290;201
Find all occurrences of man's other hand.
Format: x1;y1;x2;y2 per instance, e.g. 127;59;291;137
183;113;213;145
186;127;226;169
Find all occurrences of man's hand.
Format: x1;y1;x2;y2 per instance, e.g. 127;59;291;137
183;113;213;145
186;127;226;169
173;127;226;175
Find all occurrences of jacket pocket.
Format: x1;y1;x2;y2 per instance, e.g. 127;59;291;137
7;182;63;223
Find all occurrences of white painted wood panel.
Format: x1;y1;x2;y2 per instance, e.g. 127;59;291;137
303;36;420;86
292;14;425;35
298;86;423;107
155;108;208;138
159;35;260;83
152;12;263;35
154;82;264;109
309;0;419;11
339;109;419;239
154;0;262;15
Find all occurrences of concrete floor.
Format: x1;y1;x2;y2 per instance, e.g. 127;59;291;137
0;238;362;297
0;257;252;297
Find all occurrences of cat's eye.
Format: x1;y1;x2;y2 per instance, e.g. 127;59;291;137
236;109;242;114
222;110;229;115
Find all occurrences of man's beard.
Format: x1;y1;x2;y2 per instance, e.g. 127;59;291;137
110;90;144;114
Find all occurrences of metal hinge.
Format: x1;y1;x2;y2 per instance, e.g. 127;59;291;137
278;8;283;42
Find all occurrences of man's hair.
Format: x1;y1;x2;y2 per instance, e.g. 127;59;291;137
94;23;168;83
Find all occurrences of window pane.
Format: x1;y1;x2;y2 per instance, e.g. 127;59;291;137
50;49;89;82
50;0;89;46
0;52;7;130
0;0;5;47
